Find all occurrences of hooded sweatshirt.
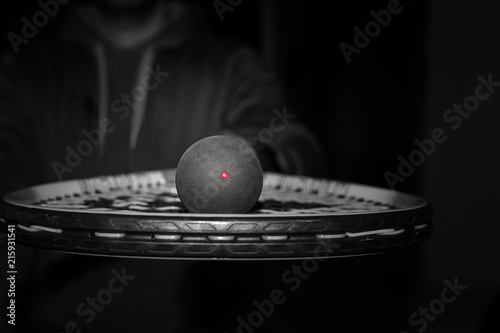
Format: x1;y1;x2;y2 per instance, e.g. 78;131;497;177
0;2;324;196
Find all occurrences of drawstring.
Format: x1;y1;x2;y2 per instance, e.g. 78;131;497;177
94;43;156;156
130;45;155;150
94;42;109;158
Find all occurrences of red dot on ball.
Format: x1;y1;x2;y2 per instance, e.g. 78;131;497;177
221;171;228;178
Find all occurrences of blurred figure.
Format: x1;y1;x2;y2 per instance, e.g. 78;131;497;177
0;0;323;195
0;0;324;332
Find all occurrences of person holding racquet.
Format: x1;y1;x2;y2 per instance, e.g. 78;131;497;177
0;0;325;332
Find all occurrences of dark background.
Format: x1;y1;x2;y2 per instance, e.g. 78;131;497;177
1;0;499;332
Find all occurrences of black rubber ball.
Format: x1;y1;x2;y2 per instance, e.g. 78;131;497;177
175;135;263;213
